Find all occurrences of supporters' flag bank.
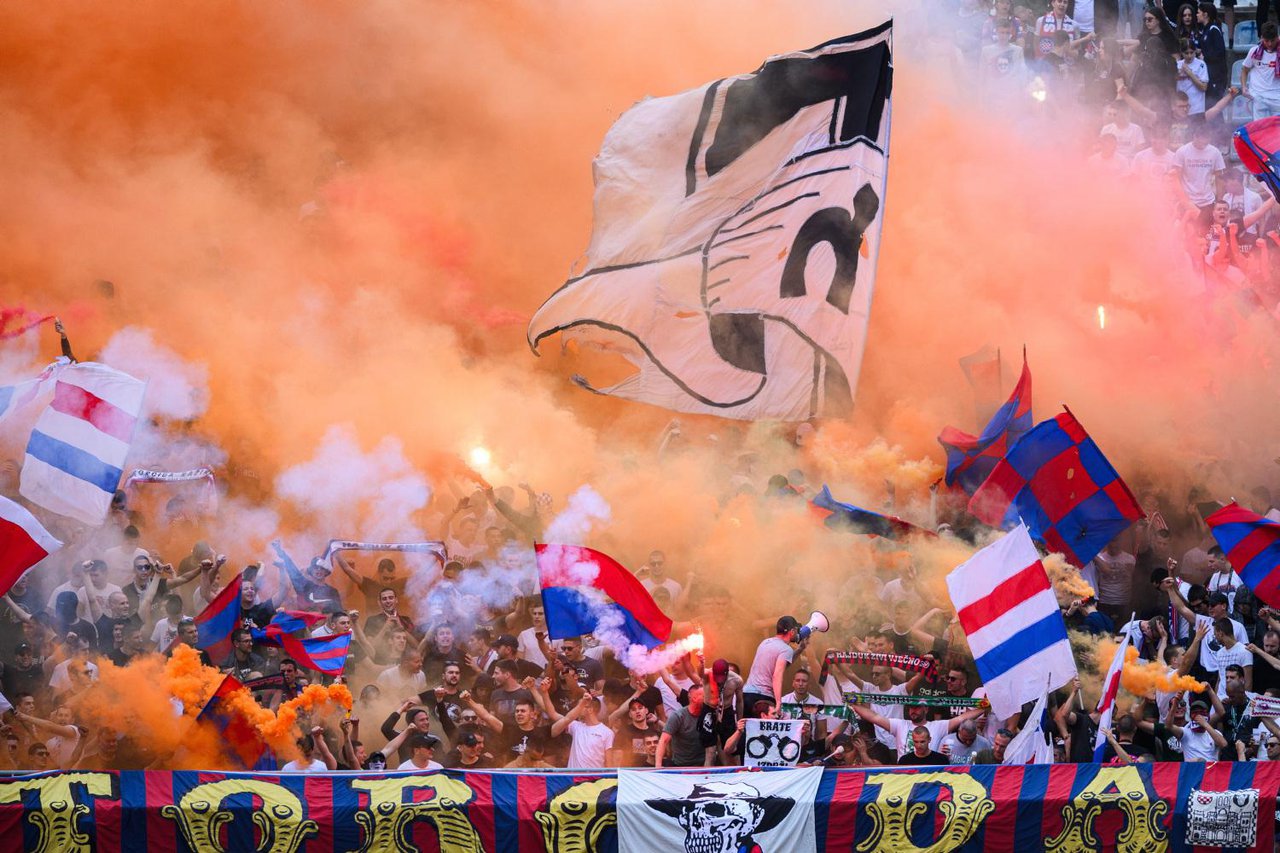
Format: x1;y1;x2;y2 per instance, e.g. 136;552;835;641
939;353;1032;495
536;544;672;649
969;409;1143;567
0;495;61;596
527;24;892;421
946;525;1077;720
1207;502;1280;608
812;485;930;539
20;361;146;526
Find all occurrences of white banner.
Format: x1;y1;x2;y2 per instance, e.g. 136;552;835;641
743;719;805;768
528;23;893;421
617;766;822;853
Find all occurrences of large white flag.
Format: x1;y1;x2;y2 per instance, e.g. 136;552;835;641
529;23;893;421
617;767;823;853
20;362;146;526
946;525;1078;720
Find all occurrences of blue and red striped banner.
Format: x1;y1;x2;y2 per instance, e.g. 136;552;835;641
0;763;1275;852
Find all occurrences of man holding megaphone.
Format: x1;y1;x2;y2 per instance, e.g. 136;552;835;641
742;612;828;717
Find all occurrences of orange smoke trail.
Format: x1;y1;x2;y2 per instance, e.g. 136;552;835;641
1120;647;1206;698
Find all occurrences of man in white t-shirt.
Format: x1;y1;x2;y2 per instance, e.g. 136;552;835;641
1243;23;1280;121
639;550;682;601
1100;101;1146;161
1131;125;1177;181
395;733;443;771
517;601;554;667
552;692;613;768
850;701;985;759
838;661;930;758
1172;125;1226;211
1211;619;1254;697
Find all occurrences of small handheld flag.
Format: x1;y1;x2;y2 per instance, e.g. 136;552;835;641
1206;503;1280;608
194;572;244;663
536;544;672;650
811;485;931;539
0;495;61;597
939;353;1032;495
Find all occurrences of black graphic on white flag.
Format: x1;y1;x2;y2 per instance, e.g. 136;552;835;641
528;23;893;421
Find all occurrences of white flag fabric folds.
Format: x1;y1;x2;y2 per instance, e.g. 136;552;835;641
529;23;893;421
20;362;146;526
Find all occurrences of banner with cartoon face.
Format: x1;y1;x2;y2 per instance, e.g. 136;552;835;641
617;767;822;853
528;23;892;422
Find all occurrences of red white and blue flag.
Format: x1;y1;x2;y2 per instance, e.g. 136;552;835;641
536;544;672;650
969;409;1144;567
939;354;1032;495
195;572;244;663
19;362;146;526
1206;502;1280;608
946;524;1077;720
0;495;62;597
1093;627;1132;761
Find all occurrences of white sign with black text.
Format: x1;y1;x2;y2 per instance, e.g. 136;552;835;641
744;719;806;768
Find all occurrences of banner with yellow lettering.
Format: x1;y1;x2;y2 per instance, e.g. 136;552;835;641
0;763;1276;852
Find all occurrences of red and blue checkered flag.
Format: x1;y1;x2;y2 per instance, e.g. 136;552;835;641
1206;503;1280;607
969;409;1143;567
938;354;1032;495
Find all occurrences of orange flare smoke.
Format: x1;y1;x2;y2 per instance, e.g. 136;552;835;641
1120;647;1206;697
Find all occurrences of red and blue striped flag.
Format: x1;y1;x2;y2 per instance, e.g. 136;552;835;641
969;409;1143;567
196;673;277;770
536;544;672;650
1206;502;1280;607
939;354;1032;495
250;614;352;676
194;572;244;662
811;485;931;539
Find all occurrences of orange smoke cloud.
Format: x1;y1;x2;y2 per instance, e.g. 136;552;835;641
1120;647;1207;698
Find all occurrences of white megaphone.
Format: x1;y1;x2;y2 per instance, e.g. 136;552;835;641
797;610;829;642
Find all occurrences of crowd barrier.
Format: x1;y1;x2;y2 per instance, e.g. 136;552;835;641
0;762;1275;852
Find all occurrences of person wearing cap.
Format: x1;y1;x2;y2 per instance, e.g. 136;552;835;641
487;634;542;680
443;728;496;768
743;616;802;717
1164;577;1247;686
2;643;49;705
271;541;344;614
396;732;443;771
1140;693;1226;761
380;698;436;764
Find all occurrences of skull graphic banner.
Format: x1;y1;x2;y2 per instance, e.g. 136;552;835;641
617;767;822;853
528;23;893;422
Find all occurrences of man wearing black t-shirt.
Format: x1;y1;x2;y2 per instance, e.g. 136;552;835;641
558;637;604;692
488;660;535;729
897;727;949;765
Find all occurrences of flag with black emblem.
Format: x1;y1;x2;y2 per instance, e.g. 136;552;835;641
528;23;893;421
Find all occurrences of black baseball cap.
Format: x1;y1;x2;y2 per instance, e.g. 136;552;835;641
408;733;440;750
1206;592;1230;606
492;634;518;649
